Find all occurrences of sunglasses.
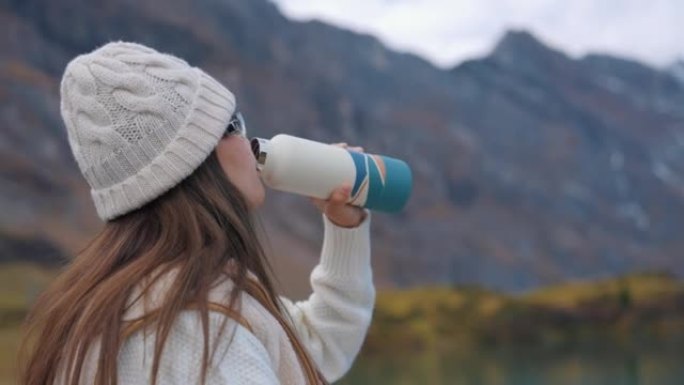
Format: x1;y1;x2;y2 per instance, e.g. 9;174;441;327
223;111;247;138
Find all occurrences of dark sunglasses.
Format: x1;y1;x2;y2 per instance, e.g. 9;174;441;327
224;111;247;138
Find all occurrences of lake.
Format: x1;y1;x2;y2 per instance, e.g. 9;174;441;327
338;345;684;385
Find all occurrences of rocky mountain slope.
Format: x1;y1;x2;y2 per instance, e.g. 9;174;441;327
1;0;682;293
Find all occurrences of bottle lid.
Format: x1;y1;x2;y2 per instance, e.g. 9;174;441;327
250;137;270;171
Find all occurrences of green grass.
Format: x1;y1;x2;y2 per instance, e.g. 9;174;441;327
0;263;56;329
364;272;684;355
0;326;21;385
0;263;56;385
521;272;684;309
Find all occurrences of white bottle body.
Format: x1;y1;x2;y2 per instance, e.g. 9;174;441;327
252;133;413;212
257;134;356;200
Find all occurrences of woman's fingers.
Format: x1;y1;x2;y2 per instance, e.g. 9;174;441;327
331;142;364;153
308;185;352;213
329;185;351;204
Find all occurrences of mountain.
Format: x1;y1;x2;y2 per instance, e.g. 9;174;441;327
669;59;684;85
1;1;683;293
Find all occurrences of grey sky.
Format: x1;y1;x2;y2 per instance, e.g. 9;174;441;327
270;0;684;70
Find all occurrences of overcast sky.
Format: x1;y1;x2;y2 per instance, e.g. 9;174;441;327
270;0;683;70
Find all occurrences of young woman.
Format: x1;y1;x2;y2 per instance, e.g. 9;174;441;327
19;41;374;385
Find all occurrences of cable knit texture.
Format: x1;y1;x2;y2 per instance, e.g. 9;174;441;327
59;41;236;221
56;210;374;384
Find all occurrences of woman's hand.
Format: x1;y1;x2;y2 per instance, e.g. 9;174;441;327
309;143;368;228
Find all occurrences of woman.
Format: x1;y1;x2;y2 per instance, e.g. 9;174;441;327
19;41;374;385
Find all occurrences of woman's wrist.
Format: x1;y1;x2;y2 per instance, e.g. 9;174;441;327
325;208;368;228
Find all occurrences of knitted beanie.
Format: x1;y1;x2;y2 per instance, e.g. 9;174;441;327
60;41;236;221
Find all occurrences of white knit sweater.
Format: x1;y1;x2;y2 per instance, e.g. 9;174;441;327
60;209;374;384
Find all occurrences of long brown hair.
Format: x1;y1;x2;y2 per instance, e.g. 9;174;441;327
19;150;283;385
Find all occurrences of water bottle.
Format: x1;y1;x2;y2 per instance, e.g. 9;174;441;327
250;134;412;213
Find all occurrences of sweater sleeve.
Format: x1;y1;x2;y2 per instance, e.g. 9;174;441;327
277;208;375;383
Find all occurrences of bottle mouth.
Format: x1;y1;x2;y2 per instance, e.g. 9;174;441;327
250;137;269;171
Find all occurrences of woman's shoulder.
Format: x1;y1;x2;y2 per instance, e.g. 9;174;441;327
207;268;285;338
122;263;283;344
138;264;285;366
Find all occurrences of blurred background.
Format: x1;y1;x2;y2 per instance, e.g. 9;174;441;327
1;0;683;384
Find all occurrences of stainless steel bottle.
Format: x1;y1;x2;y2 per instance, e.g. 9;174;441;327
250;134;412;213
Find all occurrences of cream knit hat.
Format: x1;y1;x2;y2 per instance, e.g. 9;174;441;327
60;41;236;221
